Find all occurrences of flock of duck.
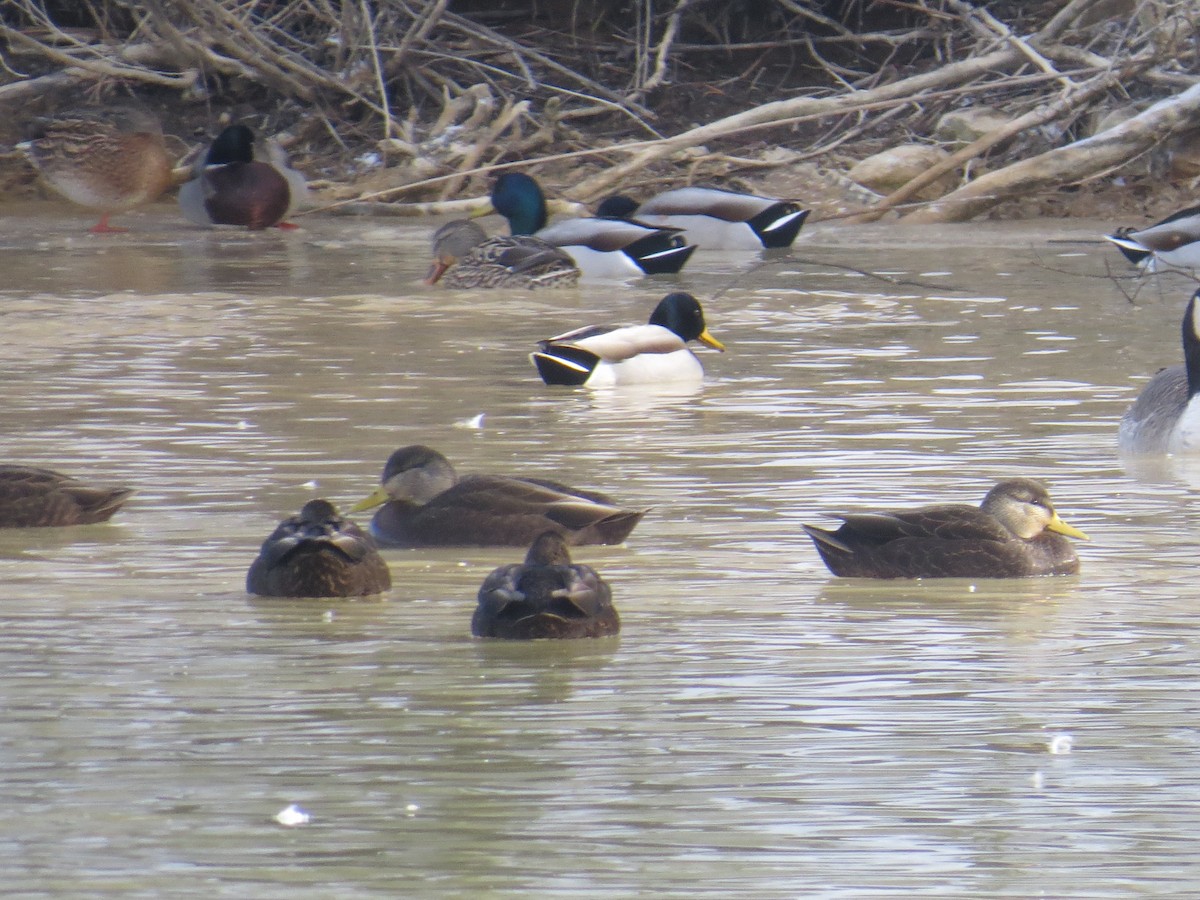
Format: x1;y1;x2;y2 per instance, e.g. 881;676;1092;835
7;105;1196;639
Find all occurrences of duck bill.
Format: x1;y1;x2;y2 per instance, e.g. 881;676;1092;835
698;329;726;352
468;203;495;219
1047;513;1089;541
348;486;390;514
424;259;449;285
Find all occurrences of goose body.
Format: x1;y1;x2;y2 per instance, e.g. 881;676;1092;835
424;219;580;288
350;445;645;547
531;292;725;387
1106;206;1200;270
0;465;133;528
179;124;308;229
1119;290;1200;454
803;478;1088;579
23;107;173;233
598;186;810;250
488;173;695;277
472;531;619;639
246;499;391;598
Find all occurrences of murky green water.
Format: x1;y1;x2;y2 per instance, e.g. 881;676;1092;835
0;202;1196;897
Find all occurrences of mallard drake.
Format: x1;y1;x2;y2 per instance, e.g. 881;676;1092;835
246;499;391;597
22;107;173;233
485;172;695;278
0;464;133;527
597;187;810;250
531;291;725;387
472;531;619;639
424;219;580;288
1106;206;1200;270
178;124;308;229
803;478;1088;579
349;445;645;547
1119;289;1200;454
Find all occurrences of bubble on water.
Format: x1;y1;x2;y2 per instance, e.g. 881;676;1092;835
274;804;312;827
1048;733;1073;755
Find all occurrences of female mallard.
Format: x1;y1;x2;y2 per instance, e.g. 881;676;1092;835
178;124;308;229
246;499;391;597
1119;289;1200;454
486;173;695;278
424;219;580;288
597;187;810;250
472;531;619;639
1106;205;1200;270
23;107;173;233
531;291;725;387
349;445;645;547
0;465;133;527
803;478;1088;579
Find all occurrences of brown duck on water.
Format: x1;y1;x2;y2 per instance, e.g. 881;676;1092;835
803;478;1088;579
424;219;581;289
0;465;133;527
472;531;619;639
246;499;391;598
349;445;645;548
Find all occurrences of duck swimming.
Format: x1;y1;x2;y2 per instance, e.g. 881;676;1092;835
472;531;620;639
0;465;133;527
803;478;1088;579
1106;205;1200;270
531;291;724;387
178;124;308;229
22;106;173;233
486;172;695;278
1119;289;1200;454
424;219;580;288
246;499;391;597
597;186;809;250
350;445;646;547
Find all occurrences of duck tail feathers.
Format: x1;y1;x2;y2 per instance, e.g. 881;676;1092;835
749;204;809;248
531;347;600;386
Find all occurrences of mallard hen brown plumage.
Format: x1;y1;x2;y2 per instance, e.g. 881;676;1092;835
803;478;1088;579
349;445;645;547
246;499;391;597
424;219;580;288
472;531;620;639
0;465;133;527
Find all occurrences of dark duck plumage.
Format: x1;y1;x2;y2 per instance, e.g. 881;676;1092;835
349;445;645;548
803;478;1088;579
0;465;133;527
424;219;580;288
472;531;619;639
246;499;391;597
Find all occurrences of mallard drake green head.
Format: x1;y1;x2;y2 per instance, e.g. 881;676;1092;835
803;478;1088;579
246;498;391;598
1119;289;1200;454
424;219;580;288
178;124;308;230
486;173;695;277
0;464;133;527
599;186;810;250
1106;205;1200;271
531;291;725;387
23;107;173;233
472;531;620;639
349;445;646;547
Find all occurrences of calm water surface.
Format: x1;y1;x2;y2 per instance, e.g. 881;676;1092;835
1;204;1197;897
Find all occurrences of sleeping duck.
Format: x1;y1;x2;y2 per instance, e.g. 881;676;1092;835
179;124;308;229
349;445;645;547
472;531;620;639
531;292;724;387
0;464;133;527
803;478;1088;579
424;219;580;288
486;172;695;278
597;186;809;250
1106;205;1200;271
246;499;391;598
22;106;173;233
1119;289;1200;454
